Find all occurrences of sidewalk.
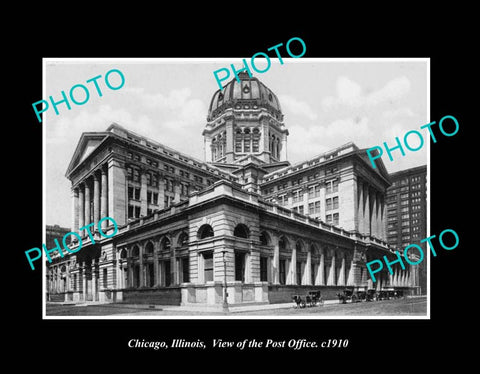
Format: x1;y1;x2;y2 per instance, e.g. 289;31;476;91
48;296;425;314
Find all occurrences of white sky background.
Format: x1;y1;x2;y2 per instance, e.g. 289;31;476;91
45;59;428;228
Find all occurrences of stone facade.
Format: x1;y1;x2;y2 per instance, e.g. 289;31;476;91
46;74;418;307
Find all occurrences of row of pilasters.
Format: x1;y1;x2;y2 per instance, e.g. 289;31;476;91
357;179;386;240
271;241;357;287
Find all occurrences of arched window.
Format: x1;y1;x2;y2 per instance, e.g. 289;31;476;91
233;224;250;239
296;241;303;252
279;236;288;251
160;237;171;251
120;249;128;259
131;245;140;258
145;242;154;255
197;224;214;239
243;128;251;152
259;231;270;246
235;129;243;153
252;128;260;152
178;232;189;247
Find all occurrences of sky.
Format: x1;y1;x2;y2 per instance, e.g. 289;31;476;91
44;58;429;228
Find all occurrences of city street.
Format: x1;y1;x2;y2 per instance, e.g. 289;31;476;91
46;296;427;317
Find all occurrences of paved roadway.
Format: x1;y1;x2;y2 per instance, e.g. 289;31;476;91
45;296;427;317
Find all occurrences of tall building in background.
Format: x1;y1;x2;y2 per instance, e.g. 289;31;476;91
386;165;427;294
45;73;419;309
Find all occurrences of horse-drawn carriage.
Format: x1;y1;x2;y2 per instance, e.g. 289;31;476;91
292;291;324;308
336;288;363;304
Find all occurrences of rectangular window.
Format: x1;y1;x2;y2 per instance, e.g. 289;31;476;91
164;260;171;286
308;186;315;198
333;196;339;209
326;214;332;224
147;191;152;204
128;205;134;218
135;206;141;218
133;168;140;182
128;186;134;199
333;213;339;225
296;262;302;285
235;253;246;282
292;190;301;203
315;185;321;197
260;257;268;282
326;179;339;194
203;252;213;282
326;198;332;211
279;259;286;285
103;268;108;288
182;257;190;283
298;205;304;215
134;187;140;200
252;138;259;152
153;192;158;205
315;201;320;213
309;202;314;214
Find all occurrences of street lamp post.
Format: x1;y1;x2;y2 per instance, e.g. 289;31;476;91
222;250;229;313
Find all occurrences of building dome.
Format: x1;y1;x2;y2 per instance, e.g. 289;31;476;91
207;72;283;121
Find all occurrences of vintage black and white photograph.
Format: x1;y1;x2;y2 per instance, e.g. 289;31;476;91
43;58;429;319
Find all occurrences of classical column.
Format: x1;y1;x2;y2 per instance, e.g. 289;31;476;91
139;246;144;287
304;249;312;285
93;172;100;225
173;179;181;203
315;248;325;285
376;193;382;239
357;179;364;233
346;258;355;286
363;184;370;236
84;180;91;226
338;252;346;286
153;242;159;286
91;261;97;302
327;251;336;285
288;245;297;285
272;237;280;284
81;262;86;301
140;170;148;216
370;189;377;238
78;184;85;228
380;195;386;241
101;167;108;229
170;247;177;285
158;177;166;210
108;158;127;226
71;188;79;242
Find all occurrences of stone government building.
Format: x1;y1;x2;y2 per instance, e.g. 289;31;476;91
46;72;421;307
